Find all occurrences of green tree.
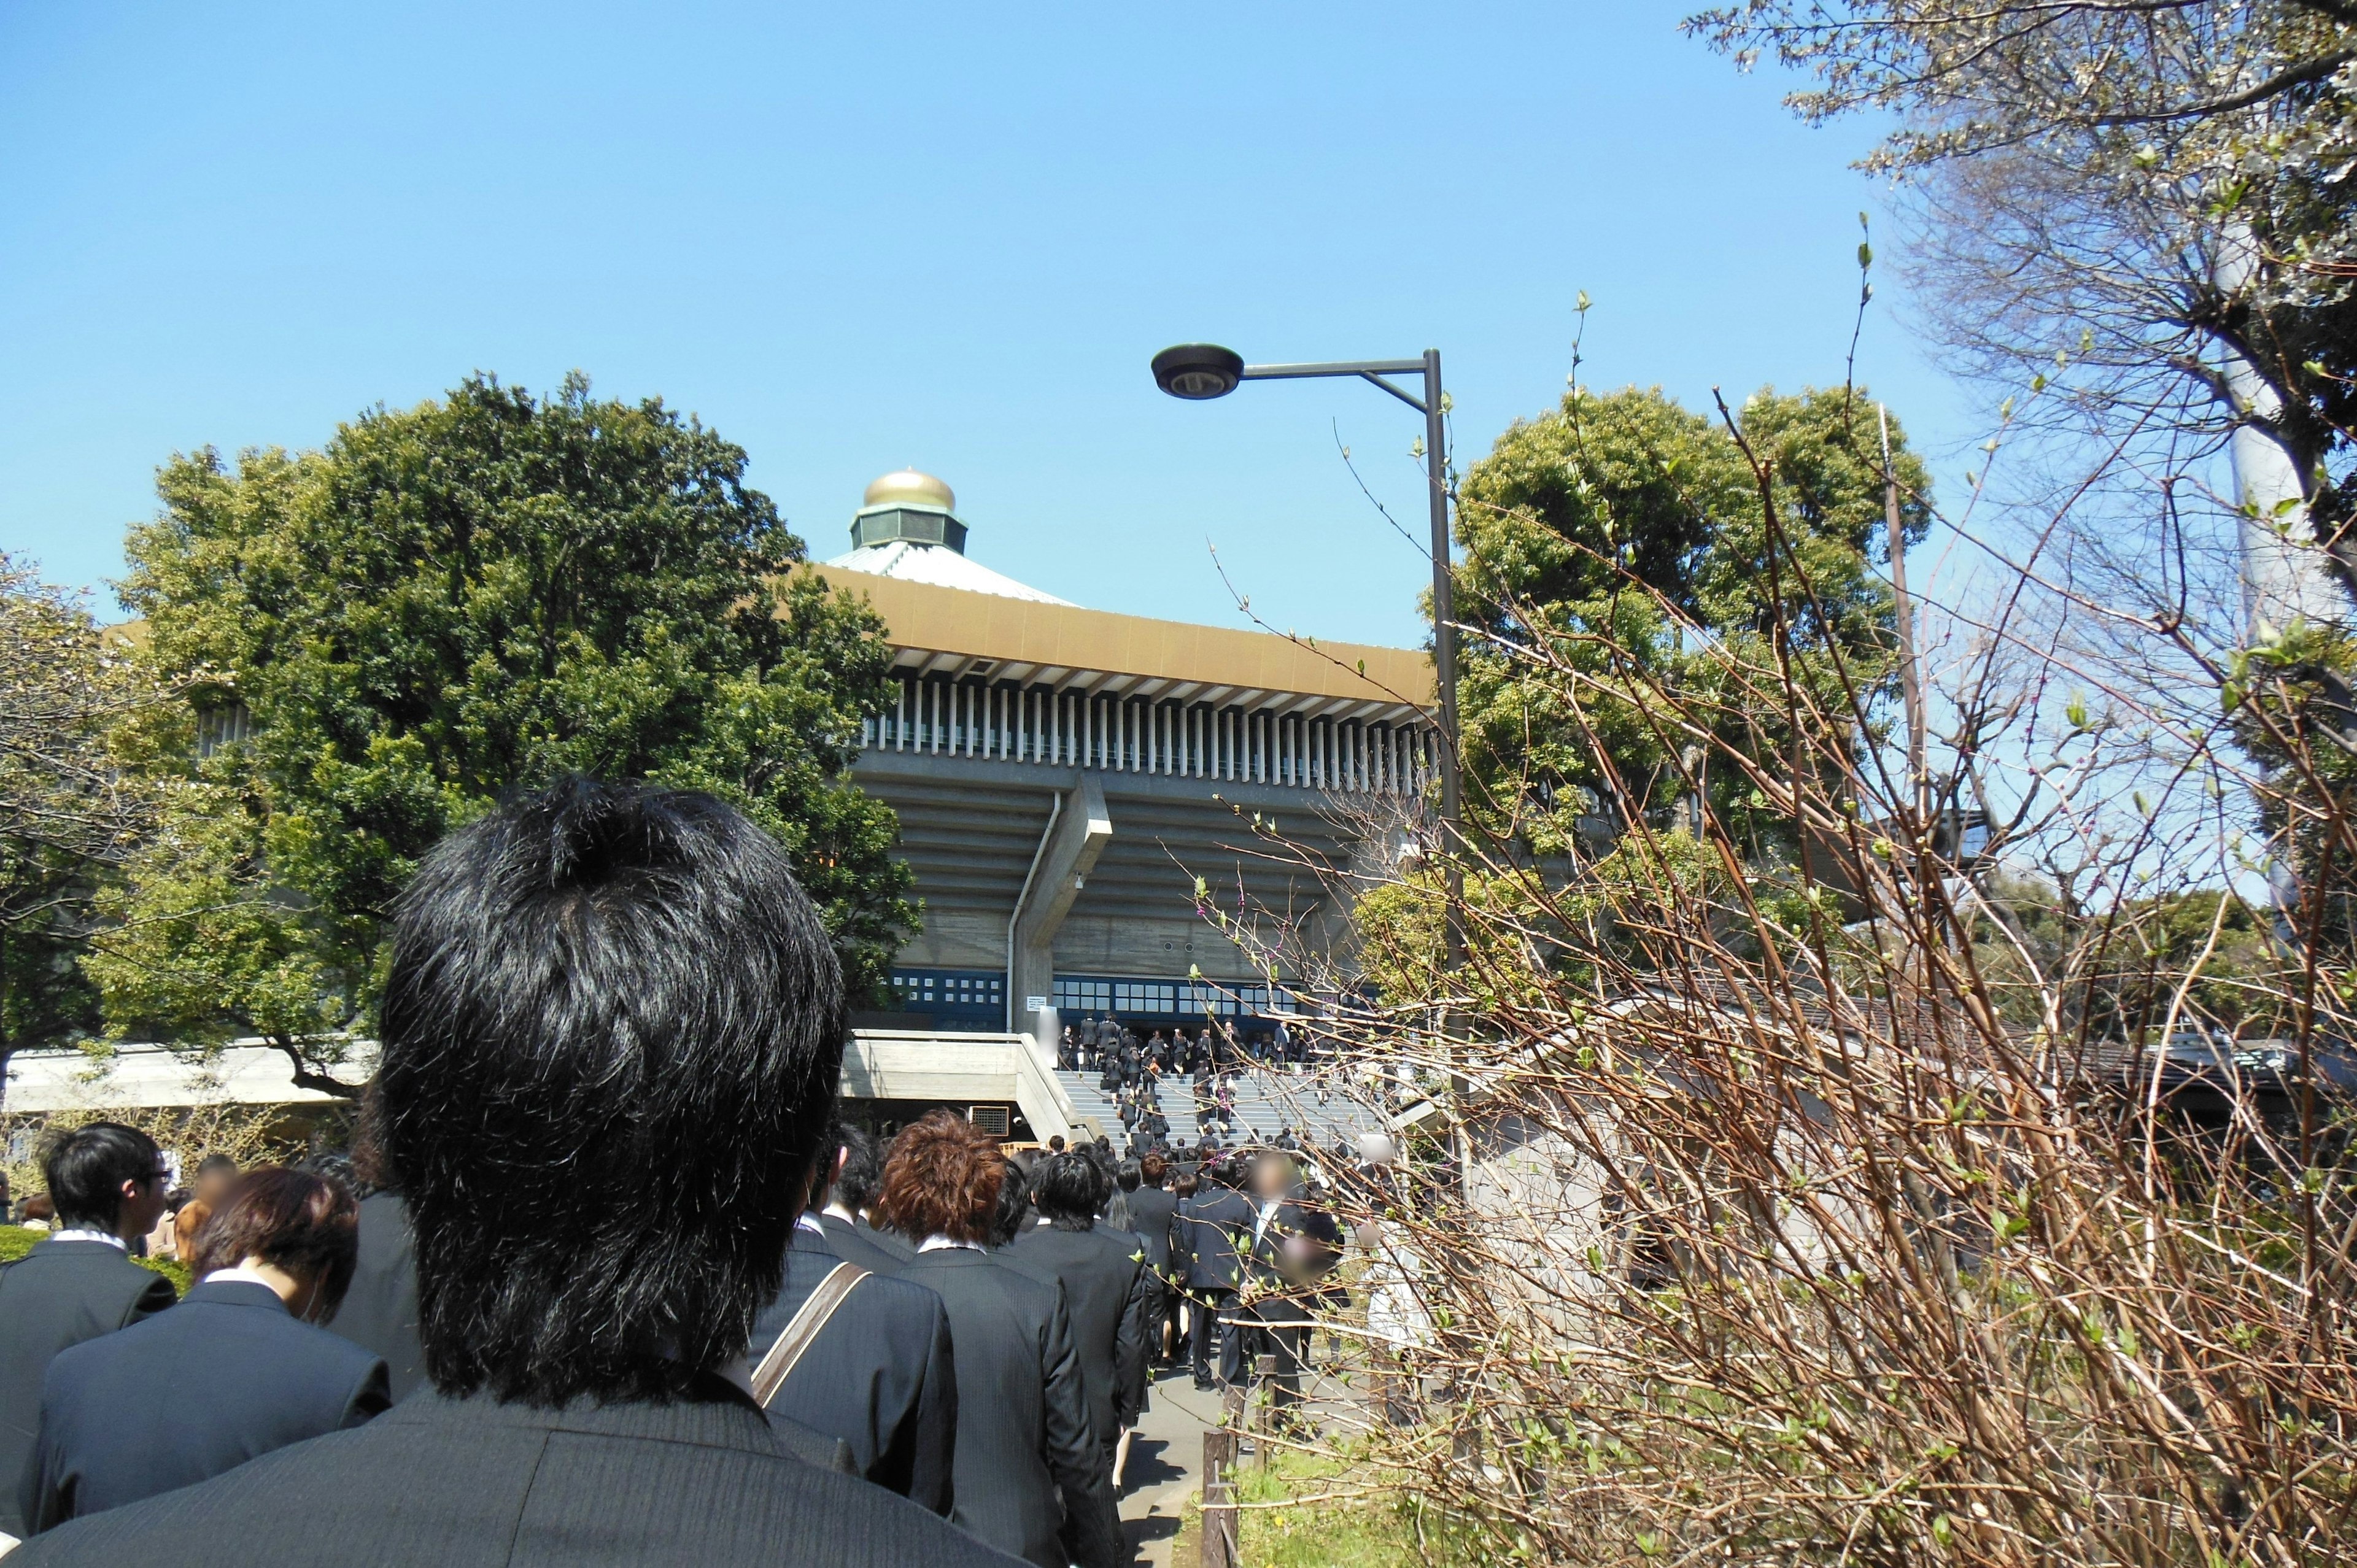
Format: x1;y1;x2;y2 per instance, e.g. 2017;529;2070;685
1450;383;1932;862
0;555;180;1103
88;374;915;1094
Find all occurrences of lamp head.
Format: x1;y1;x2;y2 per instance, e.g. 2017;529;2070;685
1151;344;1245;400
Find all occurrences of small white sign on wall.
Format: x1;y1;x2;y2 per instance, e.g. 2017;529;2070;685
1024;996;1048;1012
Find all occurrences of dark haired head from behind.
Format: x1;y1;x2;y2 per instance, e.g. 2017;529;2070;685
378;776;845;1406
829;1121;886;1215
192;1167;362;1322
988;1156;1033;1247
1029;1152;1104;1232
43;1122;166;1237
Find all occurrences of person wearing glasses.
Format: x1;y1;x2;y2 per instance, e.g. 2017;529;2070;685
0;1124;177;1542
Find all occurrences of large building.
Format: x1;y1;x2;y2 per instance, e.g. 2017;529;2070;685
823;470;1436;1049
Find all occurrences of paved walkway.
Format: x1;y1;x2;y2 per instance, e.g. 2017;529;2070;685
1118;1370;1220;1567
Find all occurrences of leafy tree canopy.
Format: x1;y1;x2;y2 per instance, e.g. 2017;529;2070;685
1450;382;1932;863
90;373;915;1093
0;555;181;1097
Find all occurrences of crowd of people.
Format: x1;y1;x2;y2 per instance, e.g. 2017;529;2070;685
0;776;1357;1567
1062;1015;1329;1148
1059;1014;1310;1082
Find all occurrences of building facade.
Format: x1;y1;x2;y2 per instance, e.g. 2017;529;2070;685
824;471;1436;1048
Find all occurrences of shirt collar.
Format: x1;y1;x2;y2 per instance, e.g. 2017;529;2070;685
51;1227;127;1251
821;1202;856;1224
795;1213;827;1236
918;1235;985;1253
198;1266;293;1305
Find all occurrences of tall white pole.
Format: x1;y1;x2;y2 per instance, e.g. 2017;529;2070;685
2218;224;2335;642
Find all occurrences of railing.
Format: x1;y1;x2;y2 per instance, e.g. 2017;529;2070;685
859;674;1434;797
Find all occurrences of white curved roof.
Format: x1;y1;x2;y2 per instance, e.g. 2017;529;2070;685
822;539;1074;606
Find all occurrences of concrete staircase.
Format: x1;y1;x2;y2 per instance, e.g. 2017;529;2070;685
1051;1067;1369;1151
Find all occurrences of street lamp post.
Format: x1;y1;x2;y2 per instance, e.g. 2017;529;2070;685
1150;343;1465;966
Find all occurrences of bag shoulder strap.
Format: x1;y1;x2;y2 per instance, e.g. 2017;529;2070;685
751;1259;867;1407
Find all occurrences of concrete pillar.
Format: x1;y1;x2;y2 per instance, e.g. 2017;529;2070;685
1010;772;1112;1048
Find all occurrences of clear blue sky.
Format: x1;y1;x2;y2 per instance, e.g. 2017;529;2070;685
0;0;1973;649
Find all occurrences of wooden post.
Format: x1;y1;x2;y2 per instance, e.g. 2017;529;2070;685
1253;1353;1279;1468
1199;1480;1239;1568
1201;1426;1234;1483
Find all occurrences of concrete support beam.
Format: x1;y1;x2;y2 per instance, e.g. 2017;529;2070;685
1009;771;1112;1046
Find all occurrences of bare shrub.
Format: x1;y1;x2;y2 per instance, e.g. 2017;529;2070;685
1209;390;2357;1566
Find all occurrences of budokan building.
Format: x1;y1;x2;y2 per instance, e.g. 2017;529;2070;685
824;470;1436;1140
7;471;1438;1145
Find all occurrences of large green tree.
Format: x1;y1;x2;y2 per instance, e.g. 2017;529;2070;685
1451;382;1932;860
0;555;179;1103
88;374;915;1094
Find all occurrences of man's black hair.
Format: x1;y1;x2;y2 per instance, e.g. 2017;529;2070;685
43;1122;161;1231
832;1122;886;1213
379;776;844;1406
1115;1158;1142;1192
196;1153;241;1178
1031;1151;1104;1231
988;1157;1033;1246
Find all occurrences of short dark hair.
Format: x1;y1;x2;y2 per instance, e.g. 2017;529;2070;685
1139;1152;1168;1188
832;1122;885;1213
379;777;845;1405
988;1155;1034;1247
1031;1151;1104;1230
195;1154;240;1179
44;1122;161;1230
1115;1158;1142;1192
192;1167;360;1318
878;1111;1004;1245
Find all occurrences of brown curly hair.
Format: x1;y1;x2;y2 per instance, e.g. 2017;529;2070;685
876;1110;1004;1245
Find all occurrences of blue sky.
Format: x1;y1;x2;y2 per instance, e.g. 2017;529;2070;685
0;1;1975;648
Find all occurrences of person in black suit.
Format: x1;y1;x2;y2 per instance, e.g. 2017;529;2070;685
25;1167;391;1531
881;1113;1120;1568
0;1122;175;1540
1173;1156;1256;1389
323;1116;425;1404
1005;1152;1150;1539
752;1202;956;1511
6;778;1008;1568
829;1123;916;1266
1120;1155;1182;1367
1238;1152;1344;1421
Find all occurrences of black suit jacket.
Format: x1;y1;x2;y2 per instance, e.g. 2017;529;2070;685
27;1280;390;1531
0;1238;177;1536
1175;1188;1255;1292
1245;1196;1346;1302
856;1217;917;1265
752;1227;955;1513
813;1211;908;1275
1125;1188;1179;1274
1004;1223;1151;1444
897;1249;1118;1568
325;1192;425;1402
6;1378;1017;1567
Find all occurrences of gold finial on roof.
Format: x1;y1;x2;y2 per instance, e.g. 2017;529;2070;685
861;469;954;514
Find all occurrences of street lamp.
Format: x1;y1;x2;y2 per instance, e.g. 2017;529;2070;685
1150;343;1464;966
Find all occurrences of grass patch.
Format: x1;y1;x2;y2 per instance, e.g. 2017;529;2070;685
1;1224;188;1295
1173;1443;1437;1567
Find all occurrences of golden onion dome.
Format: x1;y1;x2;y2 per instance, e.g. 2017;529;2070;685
861;469;955;514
